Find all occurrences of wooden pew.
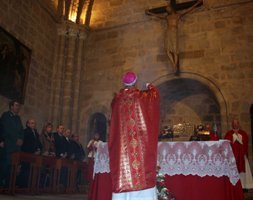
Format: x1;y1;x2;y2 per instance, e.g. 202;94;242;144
9;152;42;194
9;152;88;195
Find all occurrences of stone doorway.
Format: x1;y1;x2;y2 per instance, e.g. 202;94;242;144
157;77;221;140
87;112;107;142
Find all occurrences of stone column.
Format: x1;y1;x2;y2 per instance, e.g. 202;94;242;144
60;26;76;128
70;27;87;134
49;24;66;126
49;21;88;131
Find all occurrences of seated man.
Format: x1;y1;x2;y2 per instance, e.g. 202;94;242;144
224;119;253;189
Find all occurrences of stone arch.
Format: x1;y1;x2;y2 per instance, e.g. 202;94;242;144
151;71;229;136
84;105;109;143
87;112;107;142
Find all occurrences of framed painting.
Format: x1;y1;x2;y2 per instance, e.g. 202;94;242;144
0;26;31;104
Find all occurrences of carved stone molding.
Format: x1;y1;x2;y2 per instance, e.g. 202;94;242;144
57;21;88;39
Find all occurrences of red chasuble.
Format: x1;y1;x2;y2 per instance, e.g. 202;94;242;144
225;129;249;173
109;84;160;193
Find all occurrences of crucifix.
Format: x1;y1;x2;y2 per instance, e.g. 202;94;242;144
146;0;203;75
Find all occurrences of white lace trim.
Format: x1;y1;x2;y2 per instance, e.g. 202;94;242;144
157;140;239;186
94;142;110;175
94;140;240;186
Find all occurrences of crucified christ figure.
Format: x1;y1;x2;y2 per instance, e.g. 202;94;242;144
146;0;203;74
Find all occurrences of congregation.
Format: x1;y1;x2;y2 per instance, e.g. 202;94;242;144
0;99;86;191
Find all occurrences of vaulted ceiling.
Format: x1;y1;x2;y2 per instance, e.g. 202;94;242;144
39;0;93;25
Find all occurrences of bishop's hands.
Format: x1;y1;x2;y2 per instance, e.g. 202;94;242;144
146;83;153;89
232;132;243;144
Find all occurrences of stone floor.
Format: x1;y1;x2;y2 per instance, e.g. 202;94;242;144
0;194;87;200
0;190;252;200
244;189;253;200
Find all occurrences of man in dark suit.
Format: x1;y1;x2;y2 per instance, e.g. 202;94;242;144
0;100;24;187
22;119;42;153
70;134;86;190
18;119;42;187
71;134;85;161
52;125;71;190
63;129;74;159
53;124;67;158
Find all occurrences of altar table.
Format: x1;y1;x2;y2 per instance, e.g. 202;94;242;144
88;140;244;200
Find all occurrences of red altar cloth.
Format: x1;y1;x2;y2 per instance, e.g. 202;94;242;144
88;141;245;200
165;175;244;200
88;173;244;200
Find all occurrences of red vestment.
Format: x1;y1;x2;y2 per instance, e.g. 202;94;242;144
209;132;219;141
109;84;160;193
224;129;248;173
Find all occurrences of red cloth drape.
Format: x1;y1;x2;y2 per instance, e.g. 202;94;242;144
88;173;244;200
209;132;219;141
88;173;112;200
109;84;160;193
165;174;244;200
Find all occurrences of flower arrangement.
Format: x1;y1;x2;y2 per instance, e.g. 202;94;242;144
156;166;176;200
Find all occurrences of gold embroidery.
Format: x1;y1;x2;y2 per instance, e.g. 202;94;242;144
132;152;138;158
132;160;140;169
130;139;138;148
135;183;144;189
129;130;136;136
129;118;135;126
135;173;141;178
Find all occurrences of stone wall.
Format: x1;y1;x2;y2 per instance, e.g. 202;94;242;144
81;0;253;150
0;0;89;144
0;0;57;129
0;0;252;156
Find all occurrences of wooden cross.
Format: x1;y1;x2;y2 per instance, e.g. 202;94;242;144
146;0;203;75
147;0;202;16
